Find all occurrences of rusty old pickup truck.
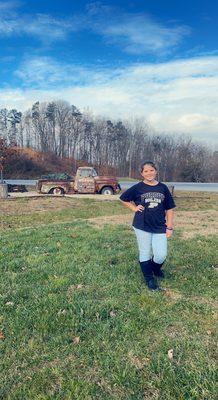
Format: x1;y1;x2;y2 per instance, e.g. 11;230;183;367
37;167;121;195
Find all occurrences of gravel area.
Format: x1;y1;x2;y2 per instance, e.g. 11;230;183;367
7;191;120;201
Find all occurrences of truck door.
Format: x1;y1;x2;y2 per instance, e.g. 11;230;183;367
76;169;95;193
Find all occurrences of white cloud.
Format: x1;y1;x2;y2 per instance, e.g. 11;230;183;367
0;9;84;42
178;114;218;130
84;2;190;55
0;2;190;54
14;56;120;90
15;57;95;85
97;14;190;55
1;55;218;147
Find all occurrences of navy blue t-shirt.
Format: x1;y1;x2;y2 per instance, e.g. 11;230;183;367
120;181;176;233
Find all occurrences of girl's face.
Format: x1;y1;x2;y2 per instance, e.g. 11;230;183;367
141;165;157;181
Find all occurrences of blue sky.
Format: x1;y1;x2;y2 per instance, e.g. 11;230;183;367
0;0;218;146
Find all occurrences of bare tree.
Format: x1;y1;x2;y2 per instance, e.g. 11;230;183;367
0;109;8;140
7;109;22;144
0;100;216;181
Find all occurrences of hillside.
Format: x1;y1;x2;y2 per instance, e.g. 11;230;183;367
3;147;117;179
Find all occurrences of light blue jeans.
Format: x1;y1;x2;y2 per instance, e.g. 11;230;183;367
133;227;167;263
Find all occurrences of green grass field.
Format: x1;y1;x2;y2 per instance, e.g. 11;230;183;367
0;193;217;399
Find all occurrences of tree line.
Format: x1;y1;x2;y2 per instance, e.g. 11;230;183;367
0;100;217;181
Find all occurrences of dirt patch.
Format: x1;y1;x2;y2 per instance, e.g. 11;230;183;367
164;289;183;301
189;295;218;310
174;210;218;238
89;210;218;238
163;289;218;311
128;350;150;370
0;194;120;215
0;196;80;215
88;214;132;227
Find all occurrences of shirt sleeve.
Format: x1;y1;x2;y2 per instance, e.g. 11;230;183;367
119;184;137;202
164;186;176;210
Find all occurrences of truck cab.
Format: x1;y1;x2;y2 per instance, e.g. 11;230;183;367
74;167;97;193
75;167;120;195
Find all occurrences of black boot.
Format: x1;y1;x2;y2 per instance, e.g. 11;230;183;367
151;258;165;278
139;260;159;290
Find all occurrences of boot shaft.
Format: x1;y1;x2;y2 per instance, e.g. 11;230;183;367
151;258;165;278
139;260;159;290
139;260;153;282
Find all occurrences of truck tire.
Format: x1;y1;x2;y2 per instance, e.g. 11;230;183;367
100;186;114;195
50;187;65;195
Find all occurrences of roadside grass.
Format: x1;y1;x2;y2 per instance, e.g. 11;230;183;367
173;191;218;211
0;192;217;399
0;198;130;231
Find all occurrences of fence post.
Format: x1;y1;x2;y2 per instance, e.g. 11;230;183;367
0;183;8;198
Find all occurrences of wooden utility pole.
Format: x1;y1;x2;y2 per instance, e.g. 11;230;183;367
0;143;8;198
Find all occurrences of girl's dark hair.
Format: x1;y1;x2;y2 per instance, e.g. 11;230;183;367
140;161;157;172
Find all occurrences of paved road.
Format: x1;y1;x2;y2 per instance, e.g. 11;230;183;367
5;179;218;192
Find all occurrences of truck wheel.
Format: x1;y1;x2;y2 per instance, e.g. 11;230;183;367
101;186;114;195
51;187;65;195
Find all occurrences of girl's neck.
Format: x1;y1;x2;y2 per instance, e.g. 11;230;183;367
143;179;159;186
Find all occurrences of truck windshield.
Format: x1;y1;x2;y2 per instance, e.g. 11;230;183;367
78;169;97;178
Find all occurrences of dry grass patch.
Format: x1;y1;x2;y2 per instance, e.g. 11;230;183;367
0;196;79;215
88;210;218;239
163;289;218;311
164;289;183;301
128;350;150;370
174;210;218;238
88;214;132;227
143;388;160;400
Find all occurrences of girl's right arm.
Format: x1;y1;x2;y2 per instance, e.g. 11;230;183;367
120;201;145;213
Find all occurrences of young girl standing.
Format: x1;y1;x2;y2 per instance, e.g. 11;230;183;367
120;161;176;291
